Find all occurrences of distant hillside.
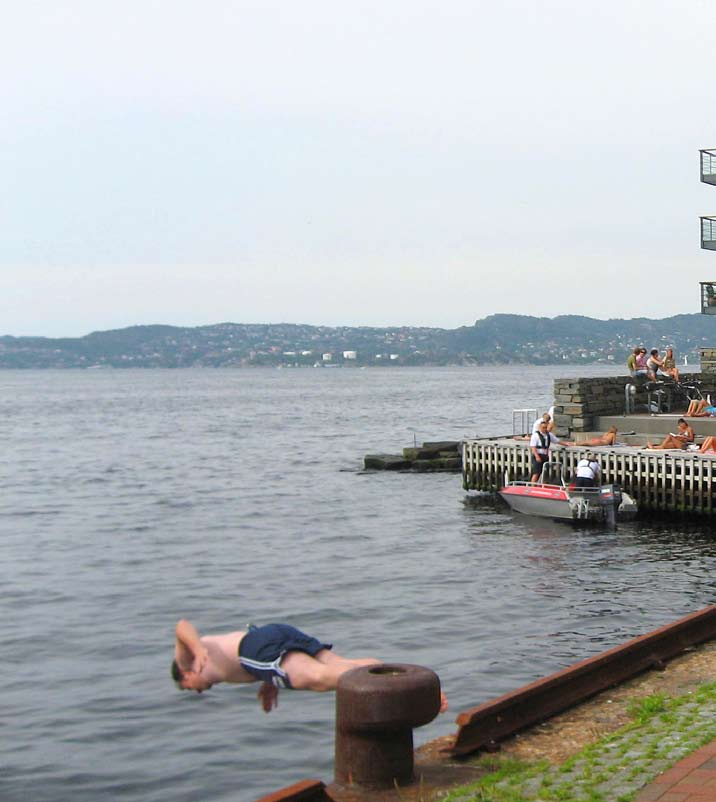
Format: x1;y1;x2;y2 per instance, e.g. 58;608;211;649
1;315;714;368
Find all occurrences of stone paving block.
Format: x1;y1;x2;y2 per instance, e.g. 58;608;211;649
657;794;688;802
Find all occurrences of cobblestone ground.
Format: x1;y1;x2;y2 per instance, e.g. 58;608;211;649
443;684;716;802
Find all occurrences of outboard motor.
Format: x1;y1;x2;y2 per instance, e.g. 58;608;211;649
599;485;623;529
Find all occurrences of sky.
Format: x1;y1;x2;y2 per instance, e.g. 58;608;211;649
3;0;716;337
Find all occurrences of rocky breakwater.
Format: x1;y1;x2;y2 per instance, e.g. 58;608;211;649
364;441;462;472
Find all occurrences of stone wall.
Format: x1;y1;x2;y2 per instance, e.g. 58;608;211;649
552;373;716;436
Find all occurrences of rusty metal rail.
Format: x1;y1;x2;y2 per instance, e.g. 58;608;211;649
253;779;336;802
452;605;716;756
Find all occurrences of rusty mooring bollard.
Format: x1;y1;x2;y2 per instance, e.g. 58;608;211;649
334;663;441;789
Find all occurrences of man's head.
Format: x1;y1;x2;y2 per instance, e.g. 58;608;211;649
538;421;549;431
650;349;659;356
171;660;212;693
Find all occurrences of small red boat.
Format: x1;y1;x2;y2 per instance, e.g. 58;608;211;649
499;463;636;524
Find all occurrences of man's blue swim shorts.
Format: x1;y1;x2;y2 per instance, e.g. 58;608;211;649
238;623;332;688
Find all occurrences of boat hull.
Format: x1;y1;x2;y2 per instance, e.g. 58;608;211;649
499;485;575;520
498;482;632;524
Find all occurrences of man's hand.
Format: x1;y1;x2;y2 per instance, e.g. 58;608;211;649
192;643;209;673
258;682;279;713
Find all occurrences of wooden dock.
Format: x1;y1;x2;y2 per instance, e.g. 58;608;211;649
462;437;716;514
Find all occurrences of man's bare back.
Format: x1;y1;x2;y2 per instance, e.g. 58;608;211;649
194;632;254;685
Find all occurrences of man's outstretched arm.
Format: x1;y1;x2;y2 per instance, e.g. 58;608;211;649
175;619;208;672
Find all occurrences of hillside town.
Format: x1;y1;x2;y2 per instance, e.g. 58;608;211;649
0;315;712;368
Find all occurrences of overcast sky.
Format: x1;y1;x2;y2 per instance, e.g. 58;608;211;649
3;1;716;337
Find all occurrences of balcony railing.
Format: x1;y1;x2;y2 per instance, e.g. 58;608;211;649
702;216;716;250
700;281;716;314
701;149;716;184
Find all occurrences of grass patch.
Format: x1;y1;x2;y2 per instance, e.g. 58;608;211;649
443;681;716;802
627;693;667;725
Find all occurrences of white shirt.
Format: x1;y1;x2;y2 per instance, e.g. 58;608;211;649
576;459;600;480
530;430;558;454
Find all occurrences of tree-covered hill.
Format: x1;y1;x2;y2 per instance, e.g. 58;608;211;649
1;314;715;368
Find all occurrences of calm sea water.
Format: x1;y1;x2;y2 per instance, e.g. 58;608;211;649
4;366;716;802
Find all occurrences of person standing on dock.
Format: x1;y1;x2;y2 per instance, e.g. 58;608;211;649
529;420;572;483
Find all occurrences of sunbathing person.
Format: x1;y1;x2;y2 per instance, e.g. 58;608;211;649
699;436;716;455
574;426;617;447
685;398;716;417
646;419;695;450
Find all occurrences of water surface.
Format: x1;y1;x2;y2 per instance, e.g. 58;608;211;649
3;366;716;802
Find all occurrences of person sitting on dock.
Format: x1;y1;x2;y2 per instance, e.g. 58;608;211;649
635;347;650;379
647;349;663;379
530;420;573;483
659;347;680;381
685;397;716;417
172;619;449;713
574;426;618;447
574;453;601;488
645;418;695;450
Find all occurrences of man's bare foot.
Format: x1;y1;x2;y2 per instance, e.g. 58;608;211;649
440;691;448;713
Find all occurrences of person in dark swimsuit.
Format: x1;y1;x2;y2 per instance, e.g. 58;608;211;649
172;619;449;713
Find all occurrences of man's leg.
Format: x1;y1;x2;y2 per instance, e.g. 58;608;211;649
282;650;449;712
314;649;380;669
281;650;379;692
